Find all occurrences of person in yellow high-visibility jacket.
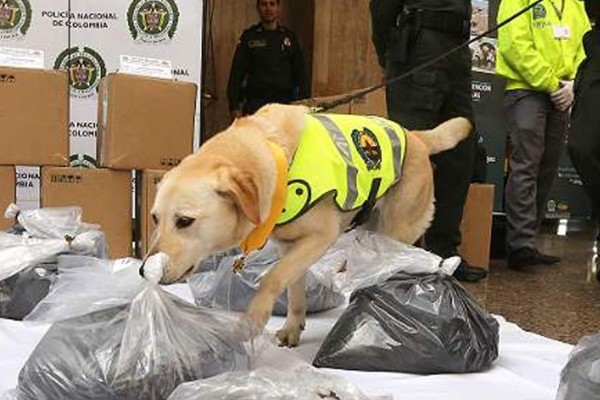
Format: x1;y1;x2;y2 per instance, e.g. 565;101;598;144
497;0;590;270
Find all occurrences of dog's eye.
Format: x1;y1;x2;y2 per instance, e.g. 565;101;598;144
152;214;159;225
175;216;196;229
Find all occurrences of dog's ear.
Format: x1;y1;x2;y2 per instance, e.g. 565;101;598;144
216;166;261;225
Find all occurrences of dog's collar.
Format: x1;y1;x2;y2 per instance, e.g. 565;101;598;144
239;140;288;261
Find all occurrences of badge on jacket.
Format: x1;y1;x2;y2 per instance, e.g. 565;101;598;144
282;36;291;51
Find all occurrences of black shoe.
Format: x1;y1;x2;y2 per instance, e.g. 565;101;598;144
508;247;561;270
453;260;488;282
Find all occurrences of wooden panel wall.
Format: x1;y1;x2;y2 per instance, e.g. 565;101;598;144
201;0;379;141
202;0;256;138
311;0;380;96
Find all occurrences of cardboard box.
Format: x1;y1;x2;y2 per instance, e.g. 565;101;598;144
350;88;387;116
137;169;166;257
41;167;132;258
0;167;16;231
97;73;197;170
0;67;69;165
458;184;495;270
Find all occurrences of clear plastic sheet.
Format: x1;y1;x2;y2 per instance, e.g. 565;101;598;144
25;256;145;322
556;333;600;400
16;282;253;400
167;367;373;400
189;242;345;315
313;272;499;374
309;230;460;294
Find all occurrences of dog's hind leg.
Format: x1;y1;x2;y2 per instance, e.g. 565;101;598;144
375;133;435;245
275;273;306;347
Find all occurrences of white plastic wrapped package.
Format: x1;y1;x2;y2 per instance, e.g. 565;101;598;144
4;204;100;240
0;390;17;400
309;230;460;294
0;206;106;320
167;367;373;400
16;277;254;399
0;229;105;283
189;242;345;315
0;205;106;283
556;333;600;400
25;256;145;322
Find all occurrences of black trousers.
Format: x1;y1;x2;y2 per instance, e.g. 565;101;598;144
569;58;600;227
385;28;475;259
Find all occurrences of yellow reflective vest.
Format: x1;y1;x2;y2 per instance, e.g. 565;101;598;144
276;113;406;225
496;0;590;93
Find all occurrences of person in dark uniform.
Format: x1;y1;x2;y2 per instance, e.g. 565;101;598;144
227;0;310;118
570;0;600;252
370;0;487;282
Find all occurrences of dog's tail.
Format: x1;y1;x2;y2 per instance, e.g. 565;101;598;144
412;117;472;155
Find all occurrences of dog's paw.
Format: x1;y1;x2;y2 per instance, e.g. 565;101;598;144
276;320;305;348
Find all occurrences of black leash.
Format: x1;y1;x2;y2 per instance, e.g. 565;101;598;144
314;0;545;112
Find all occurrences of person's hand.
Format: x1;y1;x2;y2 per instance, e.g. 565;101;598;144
550;80;574;112
230;109;243;120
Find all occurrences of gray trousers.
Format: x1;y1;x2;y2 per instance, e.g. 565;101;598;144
504;90;569;254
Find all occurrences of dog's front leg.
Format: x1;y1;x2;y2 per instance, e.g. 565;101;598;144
245;234;336;341
276;273;306;347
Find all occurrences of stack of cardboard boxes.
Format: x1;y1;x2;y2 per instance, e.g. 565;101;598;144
0;67;69;232
0;65;197;259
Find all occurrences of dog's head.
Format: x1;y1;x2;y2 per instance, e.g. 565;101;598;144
148;158;261;284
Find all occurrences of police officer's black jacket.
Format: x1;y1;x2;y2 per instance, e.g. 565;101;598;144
370;0;471;68
227;23;309;112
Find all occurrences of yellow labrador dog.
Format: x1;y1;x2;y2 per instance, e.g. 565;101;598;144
147;104;471;347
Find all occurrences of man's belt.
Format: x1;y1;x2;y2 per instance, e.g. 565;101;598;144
399;9;470;38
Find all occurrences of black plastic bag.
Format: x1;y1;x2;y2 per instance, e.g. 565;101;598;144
0;263;56;320
16;283;250;400
313;273;499;374
190;243;345;315
556;333;600;400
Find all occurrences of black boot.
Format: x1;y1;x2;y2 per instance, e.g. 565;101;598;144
507;247;561;270
453;259;488;282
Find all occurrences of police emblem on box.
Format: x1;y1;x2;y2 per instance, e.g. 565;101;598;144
352;128;382;170
0;0;31;40
69;154;97;169
54;46;106;99
128;0;179;43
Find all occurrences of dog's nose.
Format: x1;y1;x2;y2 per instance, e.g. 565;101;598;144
138;252;169;283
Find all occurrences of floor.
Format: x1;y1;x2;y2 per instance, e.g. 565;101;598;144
463;219;600;345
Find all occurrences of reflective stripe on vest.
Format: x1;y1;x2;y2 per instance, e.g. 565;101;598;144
276;113;406;225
